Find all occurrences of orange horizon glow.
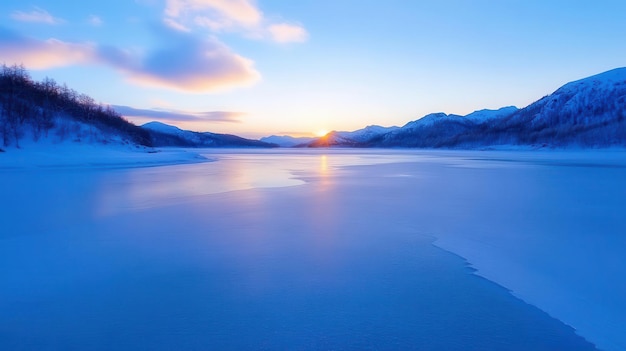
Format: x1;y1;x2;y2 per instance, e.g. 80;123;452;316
315;130;329;137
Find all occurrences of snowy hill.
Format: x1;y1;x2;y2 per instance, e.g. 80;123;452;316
304;108;518;148
0;64;152;149
371;112;481;148
0;65;274;152
337;125;400;142
305;125;399;147
304;67;626;148
142;121;275;148
486;67;626;146
464;106;519;122
260;135;315;147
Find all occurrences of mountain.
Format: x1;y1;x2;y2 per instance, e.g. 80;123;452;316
303;108;517;148
260;135;315;147
464;106;519;122
142;121;276;148
304;67;626;148
0;64;151;149
305;125;400;147
0;65;274;151
338;125;400;142
476;68;626;147
369;107;519;148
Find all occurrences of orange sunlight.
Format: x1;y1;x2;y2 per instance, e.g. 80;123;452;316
315;129;329;137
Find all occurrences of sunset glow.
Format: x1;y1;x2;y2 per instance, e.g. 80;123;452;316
315;130;329;137
0;1;625;138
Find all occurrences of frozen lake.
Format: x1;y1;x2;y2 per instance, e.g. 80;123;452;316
2;149;625;350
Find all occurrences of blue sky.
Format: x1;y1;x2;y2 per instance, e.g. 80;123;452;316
1;1;625;138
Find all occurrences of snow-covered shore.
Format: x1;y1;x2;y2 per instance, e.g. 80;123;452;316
0;143;210;169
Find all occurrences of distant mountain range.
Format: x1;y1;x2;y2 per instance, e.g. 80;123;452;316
0;64;274;150
259;135;316;147
2;65;625;151
142;121;275;148
298;68;626;148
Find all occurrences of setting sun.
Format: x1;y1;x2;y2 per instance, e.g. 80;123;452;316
315;129;329;137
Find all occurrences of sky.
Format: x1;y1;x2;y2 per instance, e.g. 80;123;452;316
1;1;626;138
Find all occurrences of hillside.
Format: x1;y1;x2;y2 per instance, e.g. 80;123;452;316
0;65;275;151
0;64;151;149
303;68;626;148
307;125;401;147
260;135;316;147
473;68;626;147
142;122;276;148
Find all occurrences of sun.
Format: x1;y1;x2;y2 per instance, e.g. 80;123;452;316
315;129;329;137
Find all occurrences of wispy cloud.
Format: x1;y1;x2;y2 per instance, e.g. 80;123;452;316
268;23;308;43
0;25;260;92
88;15;104;27
0;28;94;69
113;105;245;123
163;0;308;43
163;18;190;32
114;24;260;92
165;0;262;28
11;7;65;25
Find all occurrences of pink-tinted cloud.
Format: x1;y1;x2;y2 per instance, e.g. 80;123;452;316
0;25;260;92
11;7;65;25
165;0;262;27
0;28;94;69
163;18;191;32
115;25;260;92
268;23;308;43
163;0;308;43
113;105;244;123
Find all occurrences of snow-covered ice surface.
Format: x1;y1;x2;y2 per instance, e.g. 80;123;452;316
1;149;624;350
0;143;209;169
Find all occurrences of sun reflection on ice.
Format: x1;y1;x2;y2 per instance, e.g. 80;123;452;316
319;155;328;174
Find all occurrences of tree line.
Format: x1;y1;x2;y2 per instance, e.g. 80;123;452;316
0;64;151;148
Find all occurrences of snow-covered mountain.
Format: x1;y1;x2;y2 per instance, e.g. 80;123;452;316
464;106;519;122
260;135;315;147
142;121;275;148
305;67;626;148
0;65;152;150
338;125;400;142
303;108;518;148
4;64;625;151
305;125;399;147
485;67;626;147
370;112;486;148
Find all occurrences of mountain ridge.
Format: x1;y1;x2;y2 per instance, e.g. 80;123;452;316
2;65;625;151
301;68;626;148
142;121;276;148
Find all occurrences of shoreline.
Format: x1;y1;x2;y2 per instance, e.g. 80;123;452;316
282;150;625;351
0;144;212;170
335;152;624;351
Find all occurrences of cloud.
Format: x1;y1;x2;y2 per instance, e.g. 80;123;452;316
268;23;308;43
163;18;190;32
11;7;65;25
163;0;307;43
165;0;262;27
113;105;244;123
88;15;104;27
0;28;94;69
115;25;260;92
0;25;260;92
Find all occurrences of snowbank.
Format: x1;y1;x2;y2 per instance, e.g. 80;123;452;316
0;142;210;169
